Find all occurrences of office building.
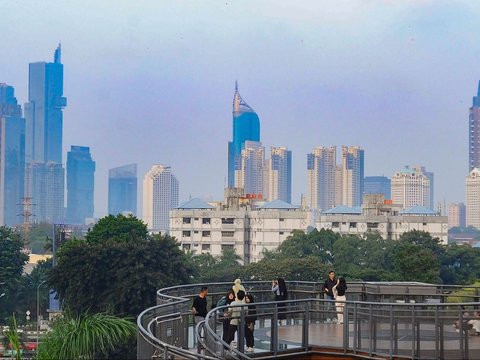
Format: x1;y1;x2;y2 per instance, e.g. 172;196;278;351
341;146;365;207
466;168;480;229
306;146;337;212
108;164;137;216
391;165;432;210
469;81;480;171
448;202;466;229
364;176;391;199
24;45;66;223
0;84;25;226
227;82;260;188
235;141;265;196
143;165;179;232
66;146;95;224
264;146;292;203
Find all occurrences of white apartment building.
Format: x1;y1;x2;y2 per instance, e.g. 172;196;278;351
391;165;432;209
316;194;448;244
170;188;309;264
466;168;480;229
264;146;292;203
143;165;179;233
235;141;265;196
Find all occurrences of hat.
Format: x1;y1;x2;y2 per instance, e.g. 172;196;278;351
234;279;241;285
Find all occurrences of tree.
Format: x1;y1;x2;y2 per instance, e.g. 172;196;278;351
37;313;136;360
85;214;148;244
189;248;244;282
440;244;480;285
49;232;193;317
0;227;28;323
392;241;441;283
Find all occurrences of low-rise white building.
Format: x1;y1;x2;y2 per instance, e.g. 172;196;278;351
169;188;309;264
316;194;448;244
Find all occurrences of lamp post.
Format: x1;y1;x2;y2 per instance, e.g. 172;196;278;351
36;280;47;352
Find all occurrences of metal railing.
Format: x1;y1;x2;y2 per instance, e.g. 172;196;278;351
137;281;480;359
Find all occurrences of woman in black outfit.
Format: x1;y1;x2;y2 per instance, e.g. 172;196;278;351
221;290;236;342
244;294;257;352
272;278;288;320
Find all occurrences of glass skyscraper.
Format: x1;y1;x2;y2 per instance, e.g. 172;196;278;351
469;81;480;171
66;146;95;224
228;82;260;188
108;164;137;216
0;84;25;226
24;45;66;223
364;176;391;199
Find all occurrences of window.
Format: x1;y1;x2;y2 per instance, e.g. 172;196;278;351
194;218;199;221
222;218;235;224
221;231;235;237
202;244;210;251
194;231;199;234
332;222;340;228
182;244;191;250
222;245;234;251
202;218;211;225
279;231;284;235
349;222;357;228
182;231;191;237
280;218;285;222
367;223;378;229
182;217;191;224
202;231;211;237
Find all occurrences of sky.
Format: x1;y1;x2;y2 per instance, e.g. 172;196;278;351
1;0;479;217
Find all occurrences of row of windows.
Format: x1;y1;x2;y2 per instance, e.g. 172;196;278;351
181;230;286;238
182;244;234;252
183;217;211;224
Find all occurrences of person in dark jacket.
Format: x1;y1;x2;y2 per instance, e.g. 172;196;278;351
323;271;337;323
221;290;236;342
244;294;257;352
272;278;288;321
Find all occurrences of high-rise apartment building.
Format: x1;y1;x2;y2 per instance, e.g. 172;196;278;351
108;164;137;216
24;45;66;223
466;168;480;229
364;176;391;199
341;146;365;207
227;83;260;188
66;146;95;224
143;165;179;232
264;146;292;203
391;165;432;210
307;146;337;212
448;202;466;229
0;84;25;226
469;81;480;171
235;141;265;196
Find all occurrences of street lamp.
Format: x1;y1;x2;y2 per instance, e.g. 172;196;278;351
36;280;47;352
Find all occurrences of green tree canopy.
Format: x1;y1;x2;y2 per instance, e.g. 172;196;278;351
84;214;148;244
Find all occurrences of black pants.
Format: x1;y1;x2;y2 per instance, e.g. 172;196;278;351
275;295;287;320
222;318;230;342
245;323;254;347
225;324;238;345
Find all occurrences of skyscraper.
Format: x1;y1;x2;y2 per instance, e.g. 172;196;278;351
66;146;95;224
0;84;25;226
469;81;480;171
264;146;292;203
466;168;480;229
108;164;137;216
228;82;260;188
448;202;466;229
364;176;391;199
341;146;365;207
24;45;66;223
306;146;337;211
391;165;432;209
235;141;265;196
143;165;179;232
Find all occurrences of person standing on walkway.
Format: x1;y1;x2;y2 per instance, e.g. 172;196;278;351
323;271;337;323
272;278;288;321
220;290;236;342
225;290;246;347
333;277;347;324
192;286;209;325
244;294;257;352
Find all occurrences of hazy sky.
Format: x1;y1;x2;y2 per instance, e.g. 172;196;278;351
1;0;479;217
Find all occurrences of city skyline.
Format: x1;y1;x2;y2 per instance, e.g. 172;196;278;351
1;1;479;217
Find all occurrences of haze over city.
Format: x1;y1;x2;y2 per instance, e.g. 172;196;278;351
1;0;479;217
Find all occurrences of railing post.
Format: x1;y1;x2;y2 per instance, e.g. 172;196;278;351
343;301;349;353
434;304;439;359
271;303;278;356
389;304;393;359
302;301;310;352
238;306;245;354
368;303;373;357
411;305;416;360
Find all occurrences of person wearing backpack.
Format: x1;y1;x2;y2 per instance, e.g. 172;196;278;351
220;290;235;342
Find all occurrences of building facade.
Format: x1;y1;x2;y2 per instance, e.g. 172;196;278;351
108;164;137;216
448;202;466;229
307;146;337;212
143;165;179;232
466;168;480;229
316;194;448;244
341;146;364;207
170;189;309;264
235;141;265;196
24;45;66;223
469;81;480;171
66;146;95;224
227;83;260;188
364;176;391;199
391;165;432;210
264;146;292;203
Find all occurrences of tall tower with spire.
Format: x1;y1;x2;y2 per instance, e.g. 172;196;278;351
469;81;480;171
227;82;260;188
